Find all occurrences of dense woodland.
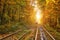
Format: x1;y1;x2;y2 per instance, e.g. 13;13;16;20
0;0;34;33
0;0;60;40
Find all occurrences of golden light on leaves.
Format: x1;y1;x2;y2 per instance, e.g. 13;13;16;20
46;0;55;5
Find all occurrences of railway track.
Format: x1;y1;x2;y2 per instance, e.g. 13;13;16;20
0;25;55;40
0;29;31;40
34;25;55;40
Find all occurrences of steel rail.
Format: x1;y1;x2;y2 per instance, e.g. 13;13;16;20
35;27;38;40
0;30;22;40
18;30;31;40
42;27;55;40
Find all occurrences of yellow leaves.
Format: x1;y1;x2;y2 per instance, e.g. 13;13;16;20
46;0;55;5
52;0;55;3
46;0;50;4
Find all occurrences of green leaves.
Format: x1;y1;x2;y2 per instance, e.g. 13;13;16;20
20;0;26;6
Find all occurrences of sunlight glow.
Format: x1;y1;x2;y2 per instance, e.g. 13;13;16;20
36;11;40;20
36;9;42;24
33;0;42;24
31;0;43;24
